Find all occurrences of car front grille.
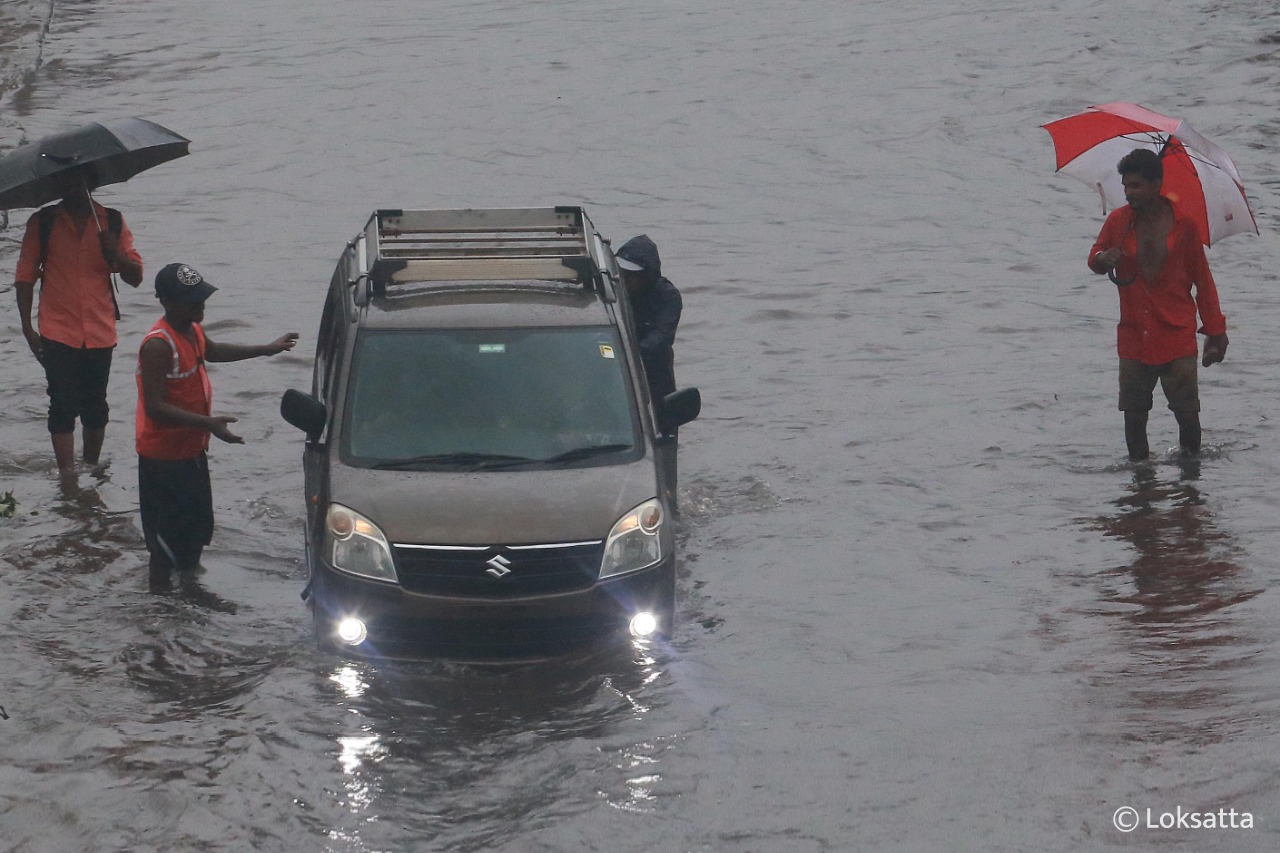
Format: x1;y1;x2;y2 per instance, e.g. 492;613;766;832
391;540;604;597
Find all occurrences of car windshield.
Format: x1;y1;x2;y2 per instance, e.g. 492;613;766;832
342;327;640;469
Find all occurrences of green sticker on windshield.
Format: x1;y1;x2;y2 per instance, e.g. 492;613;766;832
479;343;506;354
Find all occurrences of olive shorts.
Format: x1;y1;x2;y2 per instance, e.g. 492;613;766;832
1118;356;1199;413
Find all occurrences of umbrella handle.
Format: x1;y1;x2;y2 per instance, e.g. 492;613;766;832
86;187;103;232
1108;267;1136;287
86;188;122;314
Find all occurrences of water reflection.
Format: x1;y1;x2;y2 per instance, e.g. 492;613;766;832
307;641;671;849
7;482;133;579
1084;459;1263;747
1095;460;1257;623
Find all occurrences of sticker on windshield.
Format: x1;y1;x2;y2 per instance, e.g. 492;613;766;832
599;344;615;359
478;343;506;354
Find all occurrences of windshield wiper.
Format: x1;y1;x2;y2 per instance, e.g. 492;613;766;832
541;444;633;465
371;452;536;470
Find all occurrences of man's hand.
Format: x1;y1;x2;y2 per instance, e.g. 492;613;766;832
1202;332;1229;367
98;229;121;265
96;229;142;285
1093;247;1123;272
22;326;42;362
15;281;41;360
268;332;300;355
208;415;244;444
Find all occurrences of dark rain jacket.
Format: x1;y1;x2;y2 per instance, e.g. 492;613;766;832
616;235;682;401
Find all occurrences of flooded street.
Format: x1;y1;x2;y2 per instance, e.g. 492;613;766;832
3;0;1280;849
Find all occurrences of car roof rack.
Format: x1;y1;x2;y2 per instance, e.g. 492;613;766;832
363;206;608;291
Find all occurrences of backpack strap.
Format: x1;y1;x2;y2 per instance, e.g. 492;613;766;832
37;206;57;272
102;207;123;320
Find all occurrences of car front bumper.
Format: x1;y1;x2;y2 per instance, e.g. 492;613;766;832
309;556;674;660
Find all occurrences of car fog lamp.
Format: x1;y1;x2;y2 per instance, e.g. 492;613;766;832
337;617;368;646
629;611;659;638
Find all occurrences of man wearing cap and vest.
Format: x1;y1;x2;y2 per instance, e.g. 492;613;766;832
13;166;143;482
137;262;298;589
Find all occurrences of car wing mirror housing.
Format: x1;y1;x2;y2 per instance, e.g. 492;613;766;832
658;387;701;435
281;389;327;441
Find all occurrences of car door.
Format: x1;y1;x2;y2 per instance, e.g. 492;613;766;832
302;268;348;552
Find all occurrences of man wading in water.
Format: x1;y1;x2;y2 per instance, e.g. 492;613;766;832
1088;148;1229;461
136;263;298;590
13;166;144;483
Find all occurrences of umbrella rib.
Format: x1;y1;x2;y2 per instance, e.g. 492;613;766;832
1115;130;1167;146
1110;131;1232;177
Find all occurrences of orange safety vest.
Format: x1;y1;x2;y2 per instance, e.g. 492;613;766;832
135;317;212;459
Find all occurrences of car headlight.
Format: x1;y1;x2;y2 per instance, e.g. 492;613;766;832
599;498;665;579
325;503;398;583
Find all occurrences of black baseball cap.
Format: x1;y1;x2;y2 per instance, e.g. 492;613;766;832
155;262;217;304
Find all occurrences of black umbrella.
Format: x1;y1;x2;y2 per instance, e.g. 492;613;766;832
0;117;189;211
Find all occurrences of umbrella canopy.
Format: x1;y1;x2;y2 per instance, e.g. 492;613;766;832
1042;102;1257;247
0;117;189;211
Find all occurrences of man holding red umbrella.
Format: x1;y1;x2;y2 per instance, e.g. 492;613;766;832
1088;148;1229;462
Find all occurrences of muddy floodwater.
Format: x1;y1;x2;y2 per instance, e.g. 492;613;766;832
3;0;1280;850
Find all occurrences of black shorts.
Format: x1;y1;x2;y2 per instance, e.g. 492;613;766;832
41;337;113;433
138;453;213;569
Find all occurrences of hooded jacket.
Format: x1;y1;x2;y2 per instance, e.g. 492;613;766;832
615;235;682;400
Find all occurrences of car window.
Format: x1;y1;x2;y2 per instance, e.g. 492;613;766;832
341;327;640;467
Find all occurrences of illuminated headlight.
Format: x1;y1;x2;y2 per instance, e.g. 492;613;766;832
336;617;368;646
325;503;398;583
629;611;659;637
600;498;665;579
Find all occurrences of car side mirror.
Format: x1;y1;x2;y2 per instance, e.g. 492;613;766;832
658;387;701;434
281;389;326;441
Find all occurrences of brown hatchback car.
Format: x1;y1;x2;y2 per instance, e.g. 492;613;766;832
280;207;699;659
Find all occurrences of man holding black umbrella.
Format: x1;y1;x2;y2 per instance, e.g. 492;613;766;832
13;164;143;482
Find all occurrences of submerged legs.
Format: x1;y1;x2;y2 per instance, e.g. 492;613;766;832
1124;411;1150;462
1175;411;1201;457
1124;410;1202;461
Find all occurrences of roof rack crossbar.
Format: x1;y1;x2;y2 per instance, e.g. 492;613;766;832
364;207;606;287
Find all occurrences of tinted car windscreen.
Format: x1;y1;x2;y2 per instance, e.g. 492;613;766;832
342;327;640;468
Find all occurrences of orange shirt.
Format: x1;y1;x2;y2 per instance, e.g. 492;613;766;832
14;201;142;349
1089;202;1226;365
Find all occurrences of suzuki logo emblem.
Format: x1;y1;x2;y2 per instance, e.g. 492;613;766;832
485;554;512;578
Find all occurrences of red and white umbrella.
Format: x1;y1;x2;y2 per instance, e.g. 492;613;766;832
1042;102;1257;246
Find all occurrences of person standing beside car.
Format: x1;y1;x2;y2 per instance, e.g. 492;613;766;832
136;262;298;590
615;234;685;503
13;165;143;482
614;234;682;408
1088;148;1229;462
